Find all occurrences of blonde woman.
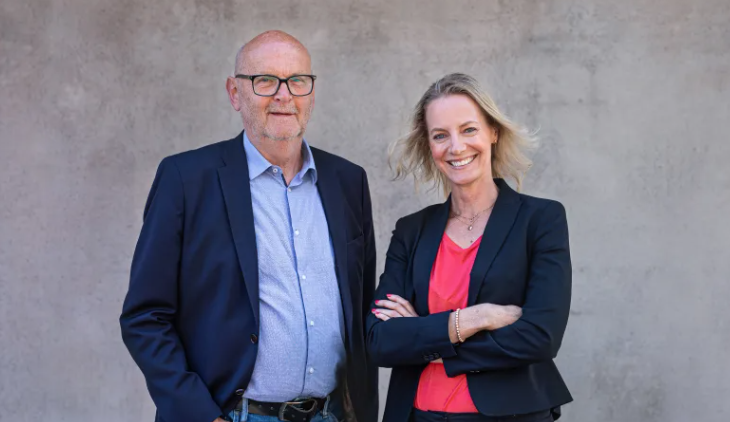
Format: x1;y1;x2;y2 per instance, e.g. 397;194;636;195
367;73;572;422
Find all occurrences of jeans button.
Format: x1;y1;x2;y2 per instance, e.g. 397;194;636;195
250;334;258;344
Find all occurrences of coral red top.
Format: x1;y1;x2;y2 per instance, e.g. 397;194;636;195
414;233;481;413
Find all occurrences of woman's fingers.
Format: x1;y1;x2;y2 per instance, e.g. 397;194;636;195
374;299;415;317
376;295;418;317
387;294;418;316
372;309;390;321
371;295;419;321
372;308;399;319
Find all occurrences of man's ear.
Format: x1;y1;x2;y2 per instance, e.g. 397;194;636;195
226;77;242;111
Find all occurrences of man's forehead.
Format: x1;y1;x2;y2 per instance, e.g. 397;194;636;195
240;41;311;74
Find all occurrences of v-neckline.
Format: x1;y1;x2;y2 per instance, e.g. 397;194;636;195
444;233;483;251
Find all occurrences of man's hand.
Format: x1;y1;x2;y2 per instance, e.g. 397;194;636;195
371;294;418;321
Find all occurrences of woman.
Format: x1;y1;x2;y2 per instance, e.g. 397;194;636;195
366;73;572;422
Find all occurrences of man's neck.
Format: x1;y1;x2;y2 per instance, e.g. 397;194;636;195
248;133;305;185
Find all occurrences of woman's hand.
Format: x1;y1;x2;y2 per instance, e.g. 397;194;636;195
474;303;523;331
371;294;521;343
372;294;419;321
448;304;523;343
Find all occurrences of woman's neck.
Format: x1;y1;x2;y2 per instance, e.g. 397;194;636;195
450;177;499;217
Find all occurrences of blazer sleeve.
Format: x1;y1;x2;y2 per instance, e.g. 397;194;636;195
442;201;572;376
366;217;458;368
360;170;380;409
119;157;222;422
361;170;377;330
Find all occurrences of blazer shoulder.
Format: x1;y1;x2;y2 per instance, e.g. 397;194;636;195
392;202;442;236
165;138;231;170
517;193;568;242
517;192;566;216
310;146;365;176
154;138;239;185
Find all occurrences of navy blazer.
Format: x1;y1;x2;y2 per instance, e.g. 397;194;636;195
366;179;573;421
120;132;378;422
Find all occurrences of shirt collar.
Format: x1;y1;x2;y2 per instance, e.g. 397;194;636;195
243;132;317;184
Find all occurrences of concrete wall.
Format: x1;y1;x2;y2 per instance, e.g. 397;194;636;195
1;0;729;421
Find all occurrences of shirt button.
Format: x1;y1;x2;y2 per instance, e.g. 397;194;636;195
309;367;314;374
301;275;306;280
273;168;279;174
287;187;292;192
310;321;314;326
294;230;300;236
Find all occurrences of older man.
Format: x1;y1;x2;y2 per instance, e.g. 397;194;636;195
120;31;378;422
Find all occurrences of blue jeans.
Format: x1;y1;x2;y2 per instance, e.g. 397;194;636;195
227;397;342;422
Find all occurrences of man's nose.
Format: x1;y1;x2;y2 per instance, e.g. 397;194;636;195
273;80;293;101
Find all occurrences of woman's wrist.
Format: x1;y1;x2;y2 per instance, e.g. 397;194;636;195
448;311;459;343
448;307;484;343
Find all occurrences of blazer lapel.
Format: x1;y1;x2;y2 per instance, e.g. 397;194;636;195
412;198;451;316
311;150;353;346
218;132;260;326
468;179;522;306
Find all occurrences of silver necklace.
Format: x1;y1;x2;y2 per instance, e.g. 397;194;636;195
450;202;496;231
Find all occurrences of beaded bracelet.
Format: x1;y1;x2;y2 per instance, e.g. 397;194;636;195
455;308;464;343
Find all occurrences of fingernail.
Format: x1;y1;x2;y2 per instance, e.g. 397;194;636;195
386;294;393;298
372;309;378;313
375;300;381;305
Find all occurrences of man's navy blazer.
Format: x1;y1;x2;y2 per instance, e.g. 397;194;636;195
120;132;378;422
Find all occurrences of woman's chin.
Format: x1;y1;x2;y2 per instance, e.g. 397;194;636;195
446;174;479;188
445;171;493;189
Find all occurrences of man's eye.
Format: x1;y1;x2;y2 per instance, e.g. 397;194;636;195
256;76;277;85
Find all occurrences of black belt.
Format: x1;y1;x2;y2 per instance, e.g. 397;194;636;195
412;408;554;422
239;398;327;422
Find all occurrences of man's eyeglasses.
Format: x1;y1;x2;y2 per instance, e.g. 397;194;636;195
235;74;316;97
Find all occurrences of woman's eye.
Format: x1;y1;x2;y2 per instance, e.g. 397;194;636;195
464;127;477;134
433;133;446;141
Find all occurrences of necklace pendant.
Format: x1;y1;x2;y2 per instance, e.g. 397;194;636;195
468;225;473;231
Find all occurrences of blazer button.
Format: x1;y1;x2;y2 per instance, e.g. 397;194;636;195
235;389;244;396
250;334;258;344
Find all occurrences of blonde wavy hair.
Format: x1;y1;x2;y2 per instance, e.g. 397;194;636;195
390;73;536;194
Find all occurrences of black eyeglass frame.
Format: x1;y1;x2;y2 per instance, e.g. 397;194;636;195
234;74;317;97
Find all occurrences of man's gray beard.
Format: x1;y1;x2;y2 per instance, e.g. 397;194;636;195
263;127;304;142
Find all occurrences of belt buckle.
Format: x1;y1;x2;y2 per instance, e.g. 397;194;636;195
278;399;318;422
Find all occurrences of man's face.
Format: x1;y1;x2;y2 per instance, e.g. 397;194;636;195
230;42;314;142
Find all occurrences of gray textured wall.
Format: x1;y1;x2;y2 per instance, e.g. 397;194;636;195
1;0;729;421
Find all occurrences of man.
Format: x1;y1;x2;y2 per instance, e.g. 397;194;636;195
120;31;378;422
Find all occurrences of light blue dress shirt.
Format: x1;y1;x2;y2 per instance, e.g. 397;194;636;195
242;133;346;402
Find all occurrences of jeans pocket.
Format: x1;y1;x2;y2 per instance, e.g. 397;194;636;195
225;408;241;422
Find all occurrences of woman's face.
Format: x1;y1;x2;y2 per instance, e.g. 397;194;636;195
425;94;498;189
